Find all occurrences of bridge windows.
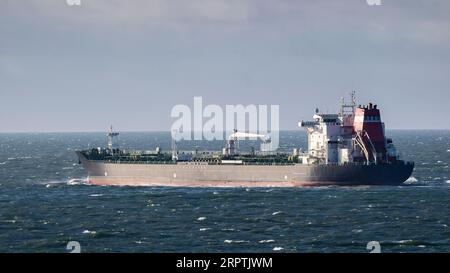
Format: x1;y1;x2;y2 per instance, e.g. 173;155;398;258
323;118;337;123
364;115;380;121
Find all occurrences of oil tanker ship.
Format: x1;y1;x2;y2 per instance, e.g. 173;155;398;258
76;94;414;187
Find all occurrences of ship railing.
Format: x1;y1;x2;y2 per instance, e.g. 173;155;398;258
241;162;295;166
100;159;412;167
299;161;412;166
104;160;177;164
102;159;296;166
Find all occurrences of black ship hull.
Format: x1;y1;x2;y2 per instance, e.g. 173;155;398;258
305;162;415;186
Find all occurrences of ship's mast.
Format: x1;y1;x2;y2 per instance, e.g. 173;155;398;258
340;90;356;117
107;126;119;153
171;129;178;161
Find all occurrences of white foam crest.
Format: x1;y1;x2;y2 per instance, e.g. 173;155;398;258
405;177;418;183
394;239;413;244
224;240;249;244
67;178;90;185
259;239;275;243
39;178;89;186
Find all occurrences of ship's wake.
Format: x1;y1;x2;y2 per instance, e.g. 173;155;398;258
39;178;90;187
67;178;90;185
405;176;418;183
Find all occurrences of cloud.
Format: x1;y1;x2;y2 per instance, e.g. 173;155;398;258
1;0;449;45
1;1;450;131
1;0;253;27
0;56;24;77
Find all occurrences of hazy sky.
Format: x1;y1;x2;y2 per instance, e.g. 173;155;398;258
1;0;449;132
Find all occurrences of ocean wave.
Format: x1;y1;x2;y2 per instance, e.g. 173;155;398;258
259;239;275;243
381;239;434;247
7;156;32;160
89;194;104;197
67;178;89;185
224;240;249;244
221;228;236;232
405;177;418;183
396;240;415;244
37;178;89;186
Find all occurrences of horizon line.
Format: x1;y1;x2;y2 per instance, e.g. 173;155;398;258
0;128;449;134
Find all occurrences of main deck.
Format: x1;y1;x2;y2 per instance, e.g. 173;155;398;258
79;148;299;165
